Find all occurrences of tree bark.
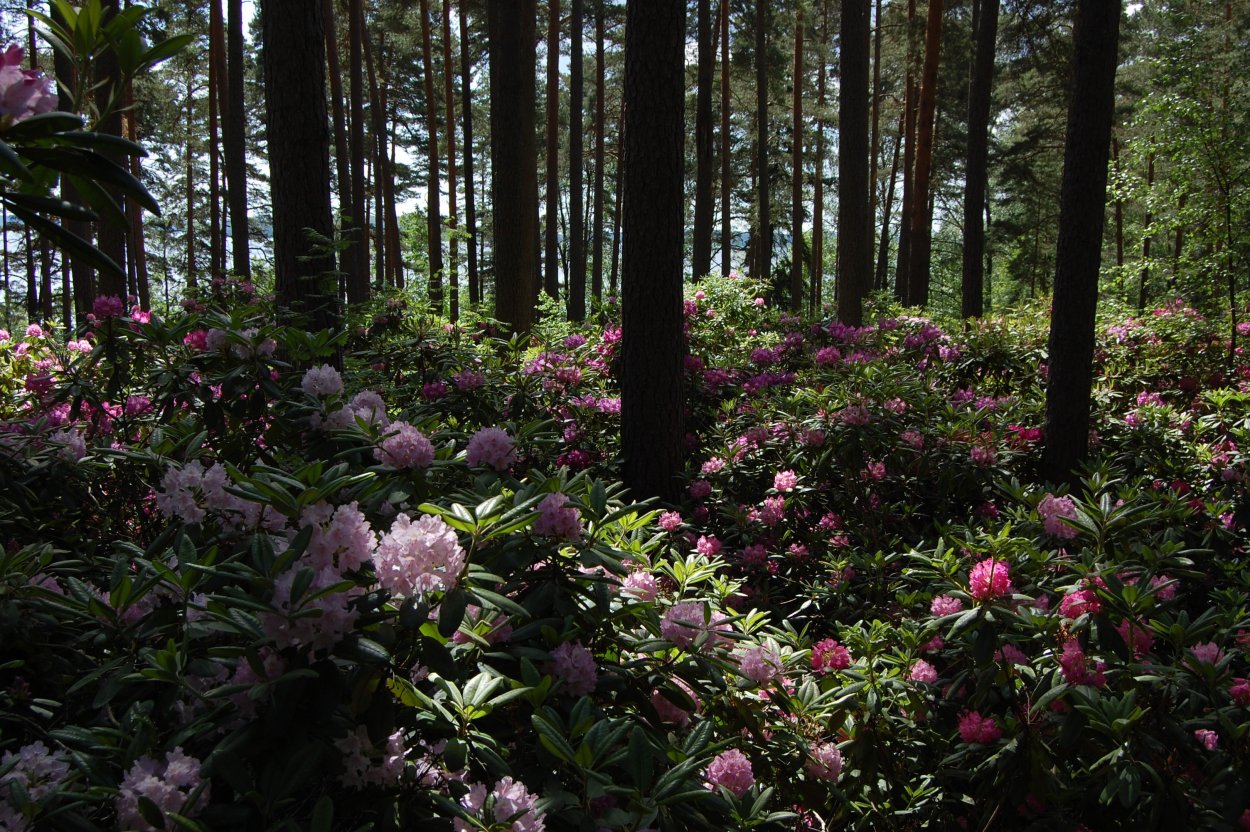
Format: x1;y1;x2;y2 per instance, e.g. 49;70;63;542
811;0;827;312
184;75;196;291
719;0;732;275
754;0;771;280
591;3;606;306
458;0;480;306
906;0;943;309
875;111;903;291
543;0;560;301
894;0;917;302
261;0;338;334
226;0;250;276
346;0;370;300
1138;152;1152;312
789;7;804;312
693;0;715;281
961;0;998;319
1041;0;1121;487
420;0;444;309
488;0;538;335
568;0;586;319
610;93;624;297
869;0;882;241
442;0;460;321
837;0;871;326
208;0;224;278
1112;134;1123;268
622;0;686;502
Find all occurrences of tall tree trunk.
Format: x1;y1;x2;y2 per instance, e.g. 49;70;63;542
457;0;480;306
323;0;352;288
693;0;715;281
894;0;917;302
442;0;460;321
1139;152;1153;312
1041;0;1121;486
364;29;393;289
961;0;998;319
184;75;196;292
869;0;883;238
226;0;250;276
349;0;373;299
875;111;903;291
906;0;944;309
1112;134;1123;268
568;0;585;320
94;0;127;299
420;0;444;309
719;0;732;275
591;3;606;307
811;0;827;312
261;0;338;335
124;80;150;309
543;0;560;300
208;0;223;278
610;95;624;297
488;0;538;334
385;86;403;289
621;0;686;502
52;3;92;321
754;0;771;279
790;6;804;312
838;0;871;325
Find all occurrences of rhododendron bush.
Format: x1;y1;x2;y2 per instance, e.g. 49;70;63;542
1;277;1249;830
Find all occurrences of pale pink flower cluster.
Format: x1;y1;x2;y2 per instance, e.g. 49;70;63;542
265;564;362;653
774;469;798;492
660;601;729;651
227;648;286;719
1189;642;1224;665
454;776;545;832
908;659;939;683
156;460;285;531
324;390;391;429
551;641;598;695
0;46;55;124
968;558;1013;601
465;427;516;471
930;594;963;617
957;711;1001;744
1038;494;1079;539
620;569;658;601
300;501;377;573
373;513;466;597
737;643;784;685
703;749;754;797
115;747;206;831
374;421;434;469
1058;585;1101;619
334;726;406;789
651;677;700;727
658;511;683;532
805;742;843;782
0;741;69;804
534;493;583;541
49;427;86;462
300;364;344;398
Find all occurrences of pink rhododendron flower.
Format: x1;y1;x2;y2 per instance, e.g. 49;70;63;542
374;421;434;469
704;749;754;796
957;711;1001;744
466;427;516;471
1189;642;1224;665
454;776;545;832
335;726;406;789
908;659;938;683
0;741;69;802
620;569;658;601
968;558;1013;601
1230;678;1250;706
695;534;722;557
115;747;206;831
658;511;683;532
651;677;700;727
373;513;466;596
1059;639;1106;687
737;643;784;685
931;594;963;617
301;364;344;397
774;469;798;492
534;493;583;541
551;641;598;696
1194;729;1218;751
0;46;55;124
1058;587;1101;619
811;638;852;672
1038;494;1079;539
805;742;843;782
661;601;729;651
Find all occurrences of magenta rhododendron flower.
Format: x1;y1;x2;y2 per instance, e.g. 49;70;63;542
811;638;851;672
704;749;754;796
805;742;843;782
957;711;1001;744
1038;494;1079;539
774;469;798;491
550;641;597;696
0;45;55;124
661;601;729;651
908;659;938;683
1189;642;1223;665
968;558;1013;601
1230;678;1250;706
1194;729;1218;751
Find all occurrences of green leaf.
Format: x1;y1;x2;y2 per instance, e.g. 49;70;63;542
310;796;334;832
439;587;469;638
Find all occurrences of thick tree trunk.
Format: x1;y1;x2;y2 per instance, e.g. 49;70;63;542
811;0;827;313
610;94;624;297
323;0;352;292
961;0;998;319
837;0;871;326
1041;0;1121;487
442;0;460;321
458;0;480;306
420;0;444;309
754;0;771;280
124;82;150;310
543;0;560;301
719;0;732;275
693;0;714;281
789;7;804;312
226;0;250;276
261;0;338;334
488;0;538;334
875;111;903;291
906;0;944;309
894;0;917;302
869;0;882;237
208;0;223;278
345;0;367;301
568;0;585;320
622;0;686;502
591;4;605;306
184;77;196;291
1112;135;1123;268
94;0;127;299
